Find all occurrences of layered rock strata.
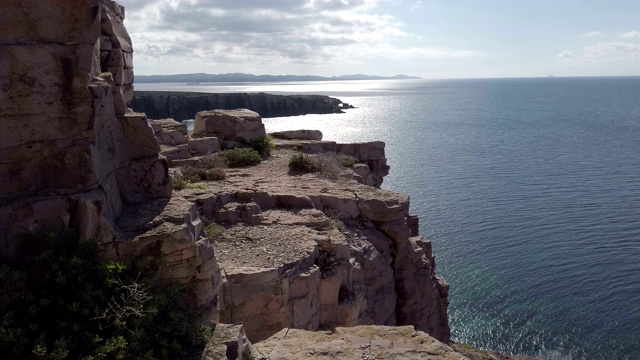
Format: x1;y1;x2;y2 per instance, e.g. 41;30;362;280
0;0;166;258
0;0;221;318
0;0;446;346
169;144;450;343
252;326;465;360
193;108;266;142
130;91;347;120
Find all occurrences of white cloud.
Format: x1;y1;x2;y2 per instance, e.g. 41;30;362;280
118;0;478;75
582;31;602;37
583;41;640;57
619;31;640;39
556;51;574;59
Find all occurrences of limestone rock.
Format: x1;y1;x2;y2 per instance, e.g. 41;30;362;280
151;118;189;146
189;136;221;156
130;92;345;120
0;0;170;260
0;1;100;45
193;109;266;142
275;140;338;154
252;326;468;360
271;129;323;141
160;144;192;162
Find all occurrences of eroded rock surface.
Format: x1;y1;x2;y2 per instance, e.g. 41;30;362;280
0;0;169;259
271;129;323;141
193;108;266;142
1;2;467;358
175;147;449;343
251;326;466;360
0;0;220;327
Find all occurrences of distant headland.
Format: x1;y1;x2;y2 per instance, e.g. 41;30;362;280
135;72;422;83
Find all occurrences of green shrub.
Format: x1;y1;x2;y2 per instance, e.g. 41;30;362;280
200;154;227;169
315;245;336;278
0;231;210;360
338;285;355;303
199;168;226;181
330;217;346;233
288;153;321;172
173;178;188;190
250;136;275;156
180;166;226;183
220;148;262;167
337;154;360;168
204;222;224;242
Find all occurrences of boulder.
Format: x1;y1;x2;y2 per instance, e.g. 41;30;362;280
193;109;266;142
189;136;221;155
151;118;189;146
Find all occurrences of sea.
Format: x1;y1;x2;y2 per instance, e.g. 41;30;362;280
136;77;640;360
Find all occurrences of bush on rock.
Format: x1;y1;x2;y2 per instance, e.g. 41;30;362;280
0;231;210;360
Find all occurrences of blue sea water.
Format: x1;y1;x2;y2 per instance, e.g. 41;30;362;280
137;77;640;359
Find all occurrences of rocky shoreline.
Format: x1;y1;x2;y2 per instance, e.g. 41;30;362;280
0;1;539;359
131;91;353;120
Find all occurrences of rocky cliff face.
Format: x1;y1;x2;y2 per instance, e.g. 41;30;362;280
1;0;453;355
0;0;160;257
130;91;347;120
0;0;223;321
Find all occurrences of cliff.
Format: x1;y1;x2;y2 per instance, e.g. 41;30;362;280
0;0;447;343
0;0;168;255
0;2;541;360
130;91;348;120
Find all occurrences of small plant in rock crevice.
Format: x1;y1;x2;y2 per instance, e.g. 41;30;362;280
288;153;321;173
336;154;360;168
172;178;188;191
315;244;336;278
338;285;355;304
330;217;346;233
178;166;227;183
204;222;224;242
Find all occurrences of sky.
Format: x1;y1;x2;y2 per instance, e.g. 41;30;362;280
118;0;640;79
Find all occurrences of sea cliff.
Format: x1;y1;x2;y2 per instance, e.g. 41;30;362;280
0;1;539;359
131;91;348;120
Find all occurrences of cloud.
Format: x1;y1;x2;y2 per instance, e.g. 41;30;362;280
556;51;574;59
619;31;640;39
583;41;640;57
582;31;602;37
118;0;478;74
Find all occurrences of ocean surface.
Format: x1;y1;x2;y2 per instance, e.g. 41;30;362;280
136;77;640;359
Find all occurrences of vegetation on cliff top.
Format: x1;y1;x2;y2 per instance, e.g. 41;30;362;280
0;231;210;360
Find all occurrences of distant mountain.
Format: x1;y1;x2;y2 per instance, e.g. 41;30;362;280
135;73;421;83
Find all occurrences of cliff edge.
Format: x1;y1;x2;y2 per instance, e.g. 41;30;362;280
0;2;541;360
130;91;350;120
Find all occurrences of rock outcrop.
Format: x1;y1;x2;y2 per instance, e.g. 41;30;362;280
130;91;347;120
1;2;541;360
193;108;266;142
170;146;449;344
271;129;323;141
0;0;164;257
0;0;220;319
251;326;466;360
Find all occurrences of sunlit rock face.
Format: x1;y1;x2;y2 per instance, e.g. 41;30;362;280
0;0;169;259
0;0;451;348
